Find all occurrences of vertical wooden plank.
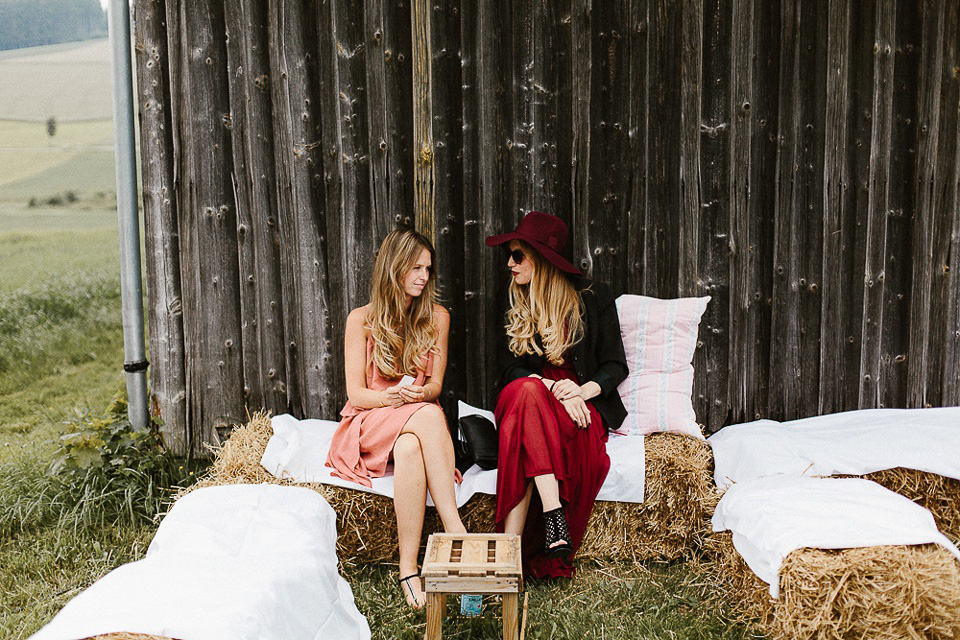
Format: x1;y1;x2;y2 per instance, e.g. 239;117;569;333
163;1;182;178
727;0;755;425
462;0;510;409
879;0;919;409
569;0;592;274
585;0;630;291
818;0;853;415
177;0;245;449
529;0;568;219
907;0;946;407
364;0;414;238
770;0;828;420
643;0;683;296
267;0;335;418
769;0;804;420
677;0;703;297
316;0;375;410
935;0;960;405
858;0;896;409
696;0;731;432
411;0;435;234
552;0;574;229
224;0;289;416
834;0;875;415
509;0;534;221
728;0;778;424
133;0;188;452
625;0;649;294
426;0;464;419
741;0;780;422
770;0;825;419
797;0;827;419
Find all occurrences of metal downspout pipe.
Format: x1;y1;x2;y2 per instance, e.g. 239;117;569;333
107;0;149;430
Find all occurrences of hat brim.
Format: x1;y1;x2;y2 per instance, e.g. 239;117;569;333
485;231;581;275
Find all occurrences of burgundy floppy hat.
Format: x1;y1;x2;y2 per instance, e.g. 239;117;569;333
485;211;581;275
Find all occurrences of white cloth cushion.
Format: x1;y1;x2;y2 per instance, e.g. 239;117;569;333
614;294;709;439
264;412;646;504
29;484;371;640
708;407;960;490
711;476;960;598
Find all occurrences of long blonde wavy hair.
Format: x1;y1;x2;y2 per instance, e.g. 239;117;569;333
366;228;440;379
506;241;584;365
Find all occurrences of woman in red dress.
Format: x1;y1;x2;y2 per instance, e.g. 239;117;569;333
326;228;465;607
485;211;628;578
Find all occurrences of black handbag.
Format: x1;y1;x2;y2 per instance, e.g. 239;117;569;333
458;414;499;470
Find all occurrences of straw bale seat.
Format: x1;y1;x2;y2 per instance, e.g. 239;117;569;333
700;532;960;640
183;413;716;563
859;468;960;544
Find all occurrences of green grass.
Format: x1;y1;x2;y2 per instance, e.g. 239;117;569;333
0;216;118;290
0;522;154;639
348;562;754;640
0;119;113;149
0;150;117;199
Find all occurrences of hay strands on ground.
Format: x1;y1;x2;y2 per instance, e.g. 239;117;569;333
700;532;960;640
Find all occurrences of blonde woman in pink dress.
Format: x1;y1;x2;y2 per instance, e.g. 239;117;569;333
326;227;465;609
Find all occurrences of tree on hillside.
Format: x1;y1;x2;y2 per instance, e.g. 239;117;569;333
0;0;107;52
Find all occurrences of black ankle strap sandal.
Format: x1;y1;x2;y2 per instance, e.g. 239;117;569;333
543;507;573;559
399;574;423;608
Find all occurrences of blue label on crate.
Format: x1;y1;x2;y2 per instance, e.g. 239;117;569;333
460;594;483;616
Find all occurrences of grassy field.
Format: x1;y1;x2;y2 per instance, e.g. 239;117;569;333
0;39;113;123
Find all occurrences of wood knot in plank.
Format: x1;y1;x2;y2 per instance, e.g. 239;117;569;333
419;143;434;165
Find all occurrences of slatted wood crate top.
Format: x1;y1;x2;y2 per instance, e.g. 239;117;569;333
422;533;522;593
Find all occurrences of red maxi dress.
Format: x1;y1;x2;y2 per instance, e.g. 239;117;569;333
494;356;610;579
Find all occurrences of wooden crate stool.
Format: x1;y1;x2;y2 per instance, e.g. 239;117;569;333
421;533;523;640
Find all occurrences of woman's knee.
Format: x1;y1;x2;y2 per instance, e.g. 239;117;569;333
393;433;422;462
407;404;447;433
502;376;548;404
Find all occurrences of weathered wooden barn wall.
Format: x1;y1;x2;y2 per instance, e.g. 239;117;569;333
132;0;960;453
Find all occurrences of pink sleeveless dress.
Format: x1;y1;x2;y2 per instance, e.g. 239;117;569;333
326;336;445;488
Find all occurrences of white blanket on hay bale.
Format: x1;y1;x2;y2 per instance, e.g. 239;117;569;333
708;406;960;490
262;411;646;505
29;484;371;640
711;476;960;598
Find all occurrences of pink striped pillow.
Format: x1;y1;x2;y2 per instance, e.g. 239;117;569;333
614;294;709;439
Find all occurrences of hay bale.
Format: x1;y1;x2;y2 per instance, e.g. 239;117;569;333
580;432;717;562
862;468;960;544
189;416;715;563
700;532;960;640
179;412;494;563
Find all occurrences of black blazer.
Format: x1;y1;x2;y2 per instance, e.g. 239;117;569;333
497;277;629;431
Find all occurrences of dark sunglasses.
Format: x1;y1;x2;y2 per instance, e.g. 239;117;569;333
508;248;526;264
